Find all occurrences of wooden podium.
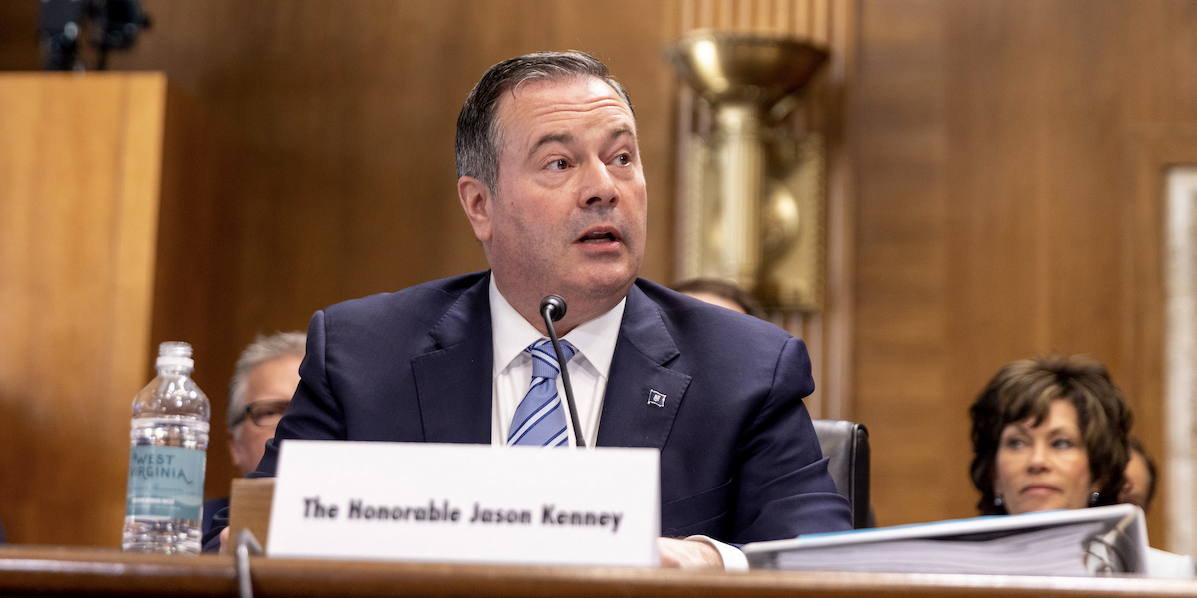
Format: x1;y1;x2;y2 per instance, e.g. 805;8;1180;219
0;73;243;547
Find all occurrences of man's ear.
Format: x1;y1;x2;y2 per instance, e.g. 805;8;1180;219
458;176;493;242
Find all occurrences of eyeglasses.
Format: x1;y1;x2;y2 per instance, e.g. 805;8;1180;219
233;399;291;428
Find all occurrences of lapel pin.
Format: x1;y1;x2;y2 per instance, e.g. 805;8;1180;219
648;389;666;408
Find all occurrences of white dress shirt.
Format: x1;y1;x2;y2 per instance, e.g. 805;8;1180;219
486;277;749;570
489;276;623;448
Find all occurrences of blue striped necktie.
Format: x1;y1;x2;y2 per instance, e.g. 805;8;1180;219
508;339;577;447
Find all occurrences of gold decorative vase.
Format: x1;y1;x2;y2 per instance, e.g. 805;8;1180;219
667;31;828;310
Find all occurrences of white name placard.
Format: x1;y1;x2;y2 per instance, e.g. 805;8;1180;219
266;441;660;567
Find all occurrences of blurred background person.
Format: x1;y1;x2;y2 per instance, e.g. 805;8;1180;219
672;278;767;320
968;355;1191;576
1120;436;1158;514
201;331;306;536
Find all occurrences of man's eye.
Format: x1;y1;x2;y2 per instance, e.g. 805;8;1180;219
548;159;568;170
614;154;631;166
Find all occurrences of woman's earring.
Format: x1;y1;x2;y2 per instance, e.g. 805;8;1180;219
1089;491;1100;507
994;494;1004;507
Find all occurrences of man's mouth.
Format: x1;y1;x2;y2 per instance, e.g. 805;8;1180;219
577;229;619;244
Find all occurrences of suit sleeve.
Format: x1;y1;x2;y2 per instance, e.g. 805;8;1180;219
252;308;347;477
201;309;343;552
730;337;853;542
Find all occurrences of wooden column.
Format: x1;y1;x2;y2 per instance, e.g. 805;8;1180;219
0;73;243;546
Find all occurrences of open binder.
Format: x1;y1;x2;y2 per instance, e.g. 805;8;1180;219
743;504;1147;576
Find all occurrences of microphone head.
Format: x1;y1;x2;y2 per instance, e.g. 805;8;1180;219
540;295;567;322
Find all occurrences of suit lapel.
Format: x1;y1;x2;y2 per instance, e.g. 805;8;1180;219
596;284;691;449
411;274;493;444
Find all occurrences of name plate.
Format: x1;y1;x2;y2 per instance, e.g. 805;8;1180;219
266;441;660;566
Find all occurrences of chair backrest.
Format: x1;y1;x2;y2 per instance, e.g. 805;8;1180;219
811;419;872;529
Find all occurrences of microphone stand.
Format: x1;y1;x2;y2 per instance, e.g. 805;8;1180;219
540;295;586;448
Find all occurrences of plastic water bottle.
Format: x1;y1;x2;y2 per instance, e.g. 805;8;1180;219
122;341;210;554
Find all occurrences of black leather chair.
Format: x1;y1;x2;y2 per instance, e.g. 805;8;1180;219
811;419;872;529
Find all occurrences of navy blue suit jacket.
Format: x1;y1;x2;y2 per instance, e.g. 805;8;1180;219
203;272;850;550
202;496;229;539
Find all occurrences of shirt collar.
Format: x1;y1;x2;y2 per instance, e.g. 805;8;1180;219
489;275;626;377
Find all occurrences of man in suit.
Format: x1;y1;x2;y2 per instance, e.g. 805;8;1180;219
206;51;851;566
202;332;306;537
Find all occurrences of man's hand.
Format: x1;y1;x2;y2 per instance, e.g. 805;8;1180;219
218;527;229;555
658;537;723;568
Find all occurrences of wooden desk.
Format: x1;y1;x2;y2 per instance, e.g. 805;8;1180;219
1;546;1195;598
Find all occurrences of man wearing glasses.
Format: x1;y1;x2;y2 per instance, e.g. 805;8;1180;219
201;331;306;536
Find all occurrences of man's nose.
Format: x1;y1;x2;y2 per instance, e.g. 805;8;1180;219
578;159;619;207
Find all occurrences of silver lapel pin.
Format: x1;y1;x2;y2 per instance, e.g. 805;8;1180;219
648;389;666;408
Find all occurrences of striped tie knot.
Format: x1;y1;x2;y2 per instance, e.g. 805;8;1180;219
508;339;577;447
527;339;576;380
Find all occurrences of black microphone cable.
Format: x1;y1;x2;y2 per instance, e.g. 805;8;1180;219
540;295;585;448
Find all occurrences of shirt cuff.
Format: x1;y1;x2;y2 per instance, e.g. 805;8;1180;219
685;535;749;571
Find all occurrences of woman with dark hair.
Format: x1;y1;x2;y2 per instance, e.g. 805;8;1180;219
968;355;1192;577
969;355;1131;515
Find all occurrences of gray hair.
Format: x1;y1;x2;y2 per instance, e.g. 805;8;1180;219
226;331;307;430
455;51;634;194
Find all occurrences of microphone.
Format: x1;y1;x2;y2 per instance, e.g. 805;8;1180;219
540;295;585;448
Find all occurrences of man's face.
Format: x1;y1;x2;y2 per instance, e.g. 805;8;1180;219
227;355;302;477
464;76;647;312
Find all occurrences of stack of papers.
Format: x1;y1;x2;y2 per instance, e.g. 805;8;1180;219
743;504;1147;576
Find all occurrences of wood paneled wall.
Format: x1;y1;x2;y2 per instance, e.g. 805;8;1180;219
0;2;37;71
106;0;683;325
850;0;1197;549
679;0;832;40
147;83;246;519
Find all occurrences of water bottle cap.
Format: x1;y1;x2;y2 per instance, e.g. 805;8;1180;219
156;341;194;370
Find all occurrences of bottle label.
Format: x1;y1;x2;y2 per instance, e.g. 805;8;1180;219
125;446;207;521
